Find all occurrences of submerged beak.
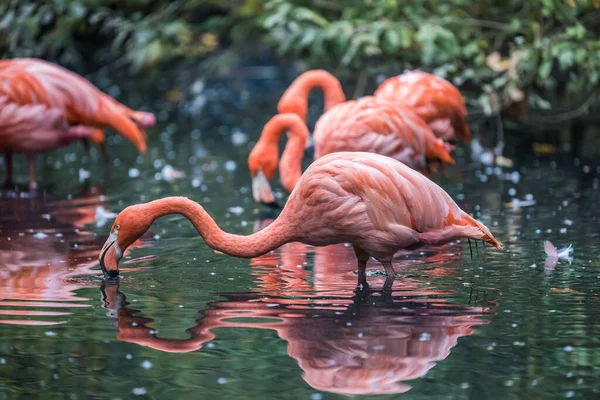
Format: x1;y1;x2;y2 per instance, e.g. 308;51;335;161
252;170;280;209
99;229;122;279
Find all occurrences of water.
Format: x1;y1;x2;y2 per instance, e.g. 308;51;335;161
1;65;600;399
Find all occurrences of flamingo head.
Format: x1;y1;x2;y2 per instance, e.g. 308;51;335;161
247;142;280;208
426;139;456;166
99;205;152;279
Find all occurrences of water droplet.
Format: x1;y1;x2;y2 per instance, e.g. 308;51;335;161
140;360;152;370
132;388;147;396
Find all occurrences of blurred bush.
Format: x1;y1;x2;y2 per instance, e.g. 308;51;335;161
260;0;600;118
0;0;261;70
1;0;599;118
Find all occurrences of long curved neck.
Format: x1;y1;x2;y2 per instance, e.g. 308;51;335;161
256;114;309;192
146;197;293;258
278;70;346;120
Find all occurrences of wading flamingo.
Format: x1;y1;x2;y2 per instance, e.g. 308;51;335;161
248;103;454;205
0;58;155;190
278;69;470;143
99;152;501;286
374;71;471;142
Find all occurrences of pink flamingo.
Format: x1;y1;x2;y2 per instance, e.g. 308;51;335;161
99;152;501;285
248;105;454;205
278;69;470;143
374;71;471;142
0;58;155;190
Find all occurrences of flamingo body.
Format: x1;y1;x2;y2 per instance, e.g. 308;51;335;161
313;96;454;170
0;58;155;189
374;71;471;142
100;152;501;285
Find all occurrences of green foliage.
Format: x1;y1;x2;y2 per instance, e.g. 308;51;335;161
0;0;260;70
260;0;600;115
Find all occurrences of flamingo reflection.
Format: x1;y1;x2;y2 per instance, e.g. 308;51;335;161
0;186;144;325
101;225;496;395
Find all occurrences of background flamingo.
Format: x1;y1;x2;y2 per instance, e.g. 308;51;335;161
278;69;470;143
100;152;501;285
248;104;454;205
0;58;155;190
374;71;471;142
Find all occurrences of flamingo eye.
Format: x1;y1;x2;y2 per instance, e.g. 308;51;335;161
115;224;120;230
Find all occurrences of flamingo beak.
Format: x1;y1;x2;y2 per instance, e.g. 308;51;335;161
252;170;280;209
99;228;122;279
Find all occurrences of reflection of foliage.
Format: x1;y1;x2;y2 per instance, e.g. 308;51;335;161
1;0;599;117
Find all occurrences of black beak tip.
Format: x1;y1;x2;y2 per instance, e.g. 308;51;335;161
263;200;282;210
104;269;120;280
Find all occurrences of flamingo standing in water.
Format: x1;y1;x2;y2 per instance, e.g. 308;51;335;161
0;58;155;190
248;107;454;205
278;69;470;143
99;152;502;286
374;71;471;143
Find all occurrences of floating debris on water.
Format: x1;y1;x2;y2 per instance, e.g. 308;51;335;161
231;129;248;146
128;168;140;178
217;377;228;384
161;164;185;182
544;241;573;263
34;232;48;240
132;388;147;396
140;360;152;370
224;160;237;172
78;168;91;182
45;331;56;337
227;206;244;216
564;345;575;352
96;206;117;227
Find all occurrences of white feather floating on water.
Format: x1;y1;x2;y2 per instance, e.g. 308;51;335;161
544;240;573;263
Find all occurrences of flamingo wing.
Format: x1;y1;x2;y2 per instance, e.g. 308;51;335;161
313;97;451;170
0;58;147;153
374;71;470;143
0;95;97;153
290;152;488;255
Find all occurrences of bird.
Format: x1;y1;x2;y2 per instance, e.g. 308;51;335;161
278;69;470;143
0;58;155;190
248;102;455;205
278;69;346;122
99;152;502;286
374;71;471;143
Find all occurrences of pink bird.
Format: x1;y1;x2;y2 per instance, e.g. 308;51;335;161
248;101;455;205
0;58;156;190
374;71;471;143
278;69;470;143
100;152;502;286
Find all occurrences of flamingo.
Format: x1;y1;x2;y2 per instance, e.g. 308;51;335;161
374;71;471;142
99;152;502;286
248;103;455;205
278;69;470;143
0;58;155;190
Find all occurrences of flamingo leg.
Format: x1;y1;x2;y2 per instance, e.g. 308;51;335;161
2;151;14;187
381;260;396;277
99;141;110;163
353;246;370;291
27;155;37;192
